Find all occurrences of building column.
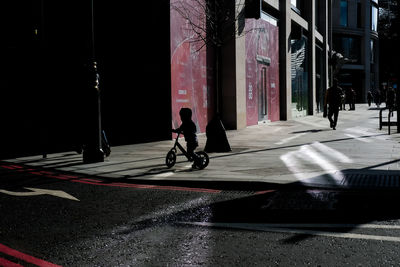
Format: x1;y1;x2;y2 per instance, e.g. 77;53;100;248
307;0;316;115
322;0;330;93
220;0;246;129
279;0;292;120
363;0;371;96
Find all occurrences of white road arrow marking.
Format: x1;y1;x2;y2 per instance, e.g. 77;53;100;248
0;187;79;201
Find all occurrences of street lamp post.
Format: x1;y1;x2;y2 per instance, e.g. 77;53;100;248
82;0;104;163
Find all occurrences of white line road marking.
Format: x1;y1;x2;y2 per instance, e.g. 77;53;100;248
180;222;400;242
0;187;79;201
275;133;307;145
345;133;372;143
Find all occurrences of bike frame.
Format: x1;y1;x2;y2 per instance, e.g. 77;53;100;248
172;132;191;160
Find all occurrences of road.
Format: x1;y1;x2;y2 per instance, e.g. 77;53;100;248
2;162;400;266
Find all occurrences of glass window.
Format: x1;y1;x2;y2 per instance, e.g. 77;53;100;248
340;0;348;27
291;37;309;117
333;36;361;63
371;5;378;31
291;0;297;7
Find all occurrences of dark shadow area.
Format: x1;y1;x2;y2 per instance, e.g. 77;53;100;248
0;1;172;160
3;156;400;245
291;129;325;134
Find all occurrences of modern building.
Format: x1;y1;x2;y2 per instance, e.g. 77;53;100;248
0;0;332;159
332;0;379;102
171;0;333;131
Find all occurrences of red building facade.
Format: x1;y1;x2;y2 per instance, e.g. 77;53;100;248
245;16;280;125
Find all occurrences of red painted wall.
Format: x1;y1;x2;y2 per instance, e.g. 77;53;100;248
245;18;280;125
170;1;214;133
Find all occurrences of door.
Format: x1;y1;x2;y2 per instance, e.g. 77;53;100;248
258;67;268;121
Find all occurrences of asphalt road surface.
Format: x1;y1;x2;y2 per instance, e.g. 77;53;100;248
1;162;400;266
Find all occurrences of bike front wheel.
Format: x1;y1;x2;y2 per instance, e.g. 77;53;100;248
166;150;177;168
194;151;209;169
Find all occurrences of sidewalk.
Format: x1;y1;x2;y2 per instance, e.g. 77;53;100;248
6;104;400;190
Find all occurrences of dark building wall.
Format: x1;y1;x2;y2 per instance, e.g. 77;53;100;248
96;1;172;146
0;1;171;159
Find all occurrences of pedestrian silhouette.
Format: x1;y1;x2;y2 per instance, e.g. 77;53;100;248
367;90;373;107
172;108;199;167
324;78;343;130
374;90;381;108
350;88;356;110
386;87;396;110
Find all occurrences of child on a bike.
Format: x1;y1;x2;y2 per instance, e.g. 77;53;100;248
172;108;199;167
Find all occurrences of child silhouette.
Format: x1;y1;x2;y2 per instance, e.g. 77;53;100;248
173;108;199;167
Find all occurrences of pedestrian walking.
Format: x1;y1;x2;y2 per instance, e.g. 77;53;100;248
374;90;381;108
340;89;347;110
324;78;343;130
367;90;373;107
386;87;396;110
350;88;356;110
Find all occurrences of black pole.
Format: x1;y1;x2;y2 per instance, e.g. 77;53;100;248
83;0;104;163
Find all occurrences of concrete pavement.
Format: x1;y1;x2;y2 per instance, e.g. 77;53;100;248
6;104;400;190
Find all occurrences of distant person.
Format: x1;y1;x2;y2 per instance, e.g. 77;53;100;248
172;108;199;168
324;79;343;130
374;90;381;108
386;87;396;110
367;91;373;107
340;89;347;110
350;88;356;110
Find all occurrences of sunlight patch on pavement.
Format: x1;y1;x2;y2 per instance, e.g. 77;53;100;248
345;126;385;140
345;133;372;143
275;133;307;145
180;222;400;243
311;142;353;163
154;171;175;178
299;145;344;184
280;142;353;186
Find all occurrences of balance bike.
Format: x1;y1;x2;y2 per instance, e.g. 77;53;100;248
166;132;209;169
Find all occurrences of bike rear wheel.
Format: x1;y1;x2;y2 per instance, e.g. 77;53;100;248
166;150;177;168
194;151;209;169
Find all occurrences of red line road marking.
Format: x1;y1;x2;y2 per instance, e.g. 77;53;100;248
0;164;222;194
254;190;276;195
0;244;62;267
0;257;23;267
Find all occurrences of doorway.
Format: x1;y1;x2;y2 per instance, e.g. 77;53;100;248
258;66;268;121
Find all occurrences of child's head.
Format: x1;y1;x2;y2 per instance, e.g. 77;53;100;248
179;108;192;121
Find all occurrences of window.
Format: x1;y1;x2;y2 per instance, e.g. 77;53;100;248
333;36;361;63
291;0;301;14
340;0;348;27
371;5;378;31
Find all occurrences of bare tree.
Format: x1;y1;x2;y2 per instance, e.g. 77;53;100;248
170;0;247;52
170;0;260;152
